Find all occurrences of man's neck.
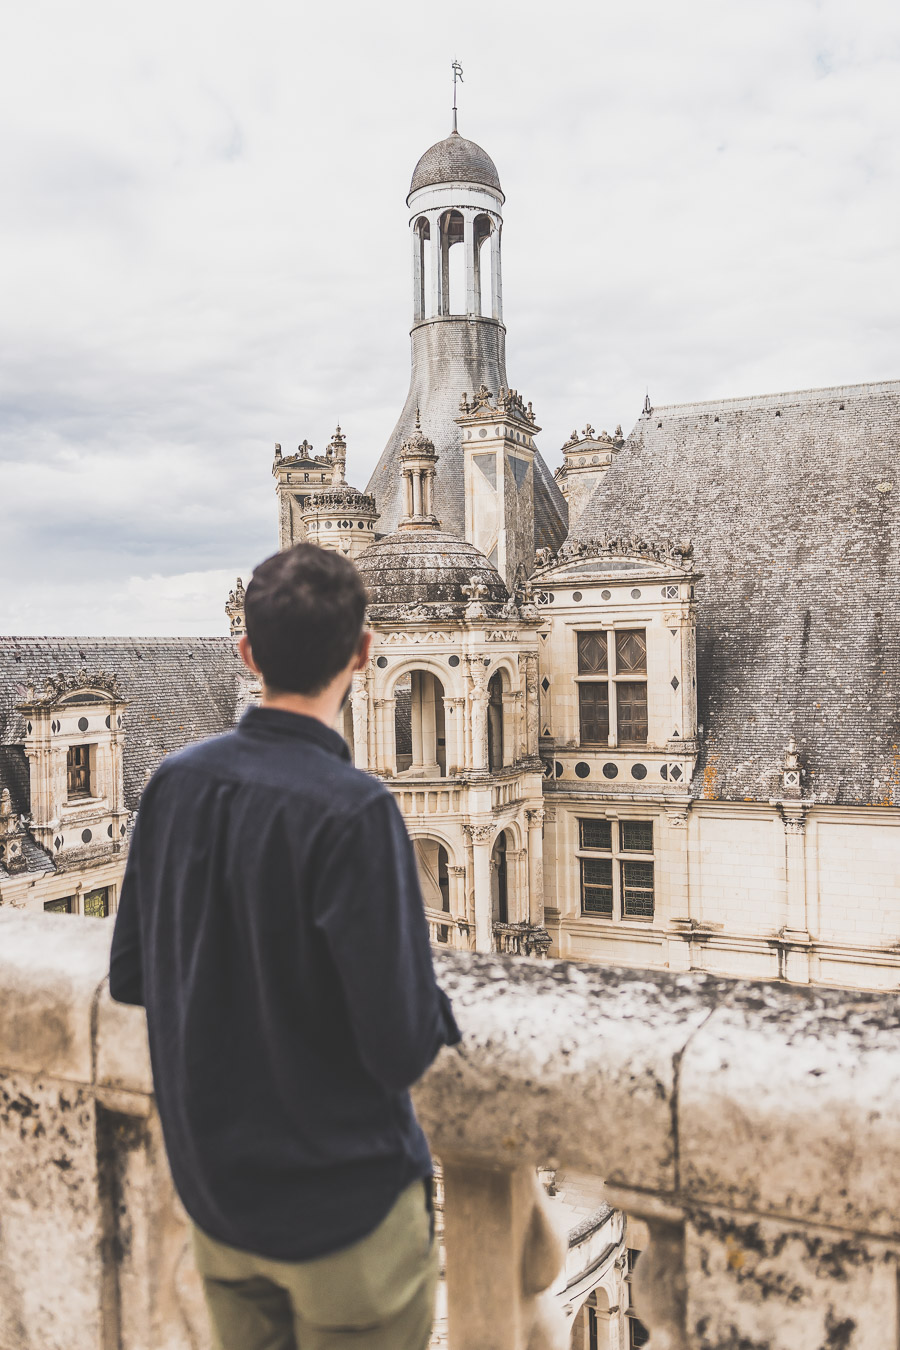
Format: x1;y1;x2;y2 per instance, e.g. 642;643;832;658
260;688;345;729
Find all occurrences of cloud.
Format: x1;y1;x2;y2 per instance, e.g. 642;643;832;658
1;0;899;633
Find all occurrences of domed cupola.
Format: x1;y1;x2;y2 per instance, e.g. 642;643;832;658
356;530;508;619
408;133;503;199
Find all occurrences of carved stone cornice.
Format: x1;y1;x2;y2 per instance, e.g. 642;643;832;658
17;670;124;711
533;536;695;574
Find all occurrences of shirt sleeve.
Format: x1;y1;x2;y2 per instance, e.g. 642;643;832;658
109;812;145;1006
313;792;461;1092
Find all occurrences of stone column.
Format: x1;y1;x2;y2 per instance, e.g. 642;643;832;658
521;654;540;759
447;864;468;948
374;698;395;775
412;225;423;322
439;214;450;315
464;210;477;316
441;1160;566;1350
526;807;545;927
512;688;526;763
468;660;489;771
507;848;529;925
491;224;503;322
350;671;369;771
444;697;465;774
782;807;811;984
412;470;423;517
467;824;495;953
431;214;441;317
418;673;440;776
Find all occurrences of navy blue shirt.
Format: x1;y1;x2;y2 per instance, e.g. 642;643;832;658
109;706;460;1261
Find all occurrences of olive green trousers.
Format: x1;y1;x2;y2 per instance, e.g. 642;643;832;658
190;1180;438;1350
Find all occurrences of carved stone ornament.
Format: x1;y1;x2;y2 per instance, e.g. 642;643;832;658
461;574;491;619
665;810;690;829
458;385;537;426
464;823;495;844
17;669;122;710
225;577;247;637
486;630;520;642
381;630;447;645
544;535;695;571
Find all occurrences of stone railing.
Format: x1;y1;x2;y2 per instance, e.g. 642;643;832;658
2;910;900;1350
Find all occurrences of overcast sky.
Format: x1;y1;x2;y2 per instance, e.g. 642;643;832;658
2;0;899;635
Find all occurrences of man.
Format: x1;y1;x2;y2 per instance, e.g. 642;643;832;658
110;543;460;1350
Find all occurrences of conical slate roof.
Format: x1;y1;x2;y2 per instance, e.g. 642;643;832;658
409;132;502;197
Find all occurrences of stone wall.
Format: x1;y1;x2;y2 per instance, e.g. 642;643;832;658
547;798;900;989
3;909;900;1349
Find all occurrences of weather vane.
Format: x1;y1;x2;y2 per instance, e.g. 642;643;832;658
452;59;463;133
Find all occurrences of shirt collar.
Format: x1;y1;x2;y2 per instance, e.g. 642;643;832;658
238;705;351;760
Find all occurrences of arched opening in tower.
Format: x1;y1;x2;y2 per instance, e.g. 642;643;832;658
474;214;493;318
491;830;509;925
414;216;431;322
488;670;505;771
393;670;447;777
439;209;465;315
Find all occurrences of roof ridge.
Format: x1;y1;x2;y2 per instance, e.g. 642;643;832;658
642;378;900;419
0;635;235;643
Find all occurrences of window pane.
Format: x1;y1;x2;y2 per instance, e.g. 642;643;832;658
44;896;74;914
615;630;647;674
629;1318;650;1349
579;818;612;851
581;857;613;916
620;820;653;852
83;887;110;919
616;681;648;743
579;683;609;744
621;861;654;918
577;631;608;674
67;744;91;797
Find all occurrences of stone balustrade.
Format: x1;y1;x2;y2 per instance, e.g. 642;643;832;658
2;909;900;1350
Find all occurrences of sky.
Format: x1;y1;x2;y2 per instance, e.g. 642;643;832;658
2;0;899;635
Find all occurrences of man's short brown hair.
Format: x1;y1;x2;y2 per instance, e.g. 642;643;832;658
244;545;368;695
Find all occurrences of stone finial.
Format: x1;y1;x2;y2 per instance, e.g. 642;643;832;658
298;439;313;457
327;423;346;461
643;392;652;415
0;787;26;874
399;411;439;529
582;424;595;439
461;575;490;619
459;391;471;414
615;424;623;440
274;443;282;460
225;577;247;639
783;735;803;798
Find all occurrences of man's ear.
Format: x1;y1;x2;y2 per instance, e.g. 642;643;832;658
239;634;262;676
355;630;373;670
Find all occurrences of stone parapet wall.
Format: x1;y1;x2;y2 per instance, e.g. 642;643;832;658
2;910;900;1348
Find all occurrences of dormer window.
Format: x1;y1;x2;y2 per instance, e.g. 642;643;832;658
67;745;92;798
576;629;648;747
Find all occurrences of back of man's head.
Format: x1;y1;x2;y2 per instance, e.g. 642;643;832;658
244;545;368;695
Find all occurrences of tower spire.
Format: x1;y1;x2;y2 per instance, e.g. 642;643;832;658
451;59;463;134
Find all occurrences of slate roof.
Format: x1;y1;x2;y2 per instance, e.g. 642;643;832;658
0;637;251;820
366;320;569;553
569;379;900;806
409;132;503;198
